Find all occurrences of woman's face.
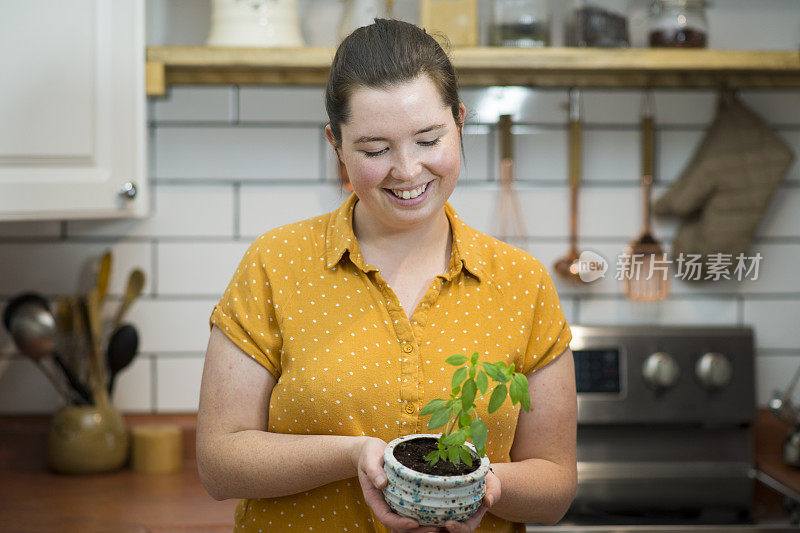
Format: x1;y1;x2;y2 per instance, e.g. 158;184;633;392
326;74;466;232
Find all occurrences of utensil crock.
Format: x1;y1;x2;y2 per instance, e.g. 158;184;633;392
382;433;490;526
47;404;129;475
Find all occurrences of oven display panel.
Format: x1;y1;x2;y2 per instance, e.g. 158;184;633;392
574;348;620;393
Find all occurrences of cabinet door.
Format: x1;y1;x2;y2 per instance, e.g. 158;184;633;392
0;0;147;221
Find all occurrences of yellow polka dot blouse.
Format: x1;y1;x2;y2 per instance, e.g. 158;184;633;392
209;191;572;532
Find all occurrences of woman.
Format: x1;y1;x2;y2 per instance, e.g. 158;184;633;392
197;18;577;533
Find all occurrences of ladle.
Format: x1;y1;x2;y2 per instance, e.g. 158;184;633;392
553;88;585;284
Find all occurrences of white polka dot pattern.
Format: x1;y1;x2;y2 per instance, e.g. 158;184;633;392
210;191;572;533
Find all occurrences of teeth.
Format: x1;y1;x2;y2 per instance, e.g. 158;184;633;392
390;182;427;199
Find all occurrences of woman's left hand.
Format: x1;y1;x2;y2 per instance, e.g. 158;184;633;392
439;468;501;533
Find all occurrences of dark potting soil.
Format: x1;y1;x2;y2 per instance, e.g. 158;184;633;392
393;437;480;476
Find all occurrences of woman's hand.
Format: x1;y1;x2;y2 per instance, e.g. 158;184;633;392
440;468;501;532
353;437;442;533
352;437;501;533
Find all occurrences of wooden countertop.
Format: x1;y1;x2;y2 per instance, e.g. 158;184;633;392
0;413;236;533
0;410;796;531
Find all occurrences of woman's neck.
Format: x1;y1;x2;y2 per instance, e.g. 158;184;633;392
352;199;452;273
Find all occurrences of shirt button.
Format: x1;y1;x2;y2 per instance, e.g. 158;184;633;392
402;344;413;353
404;403;416;414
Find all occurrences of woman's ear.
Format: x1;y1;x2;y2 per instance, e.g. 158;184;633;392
458;102;466;135
324;124;342;159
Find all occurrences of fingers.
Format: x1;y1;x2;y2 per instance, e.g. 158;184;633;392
443;504;489;533
483;469;501;508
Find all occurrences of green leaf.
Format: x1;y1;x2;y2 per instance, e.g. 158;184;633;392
428;406;452;430
488;383;507;413
461;379;477;411
420;398;447;416
469;365;477;379
431;454;440;466
476;371;488;395
451;366;468;389
425;450;439;462
459;446;473;467
471;418;488;453
494;361;511;383
448;446;460;464
481;362;503;382
512;373;531;411
446;353;468;366
471;351;479;366
441;428;465;447
439;449;447;460
509;377;523;406
459;411;472;428
452;384;461;395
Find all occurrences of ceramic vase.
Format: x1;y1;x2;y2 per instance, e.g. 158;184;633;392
47;404;129;475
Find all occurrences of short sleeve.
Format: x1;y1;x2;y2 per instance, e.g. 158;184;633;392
209;242;282;380
521;264;572;375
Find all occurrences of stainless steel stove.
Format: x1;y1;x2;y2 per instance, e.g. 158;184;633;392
527;325;796;531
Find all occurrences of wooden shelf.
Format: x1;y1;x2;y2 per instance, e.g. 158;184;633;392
146;46;800;96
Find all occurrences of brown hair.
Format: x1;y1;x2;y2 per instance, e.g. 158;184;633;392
325;18;466;159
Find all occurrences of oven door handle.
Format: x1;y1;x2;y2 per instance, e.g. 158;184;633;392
578;461;755;482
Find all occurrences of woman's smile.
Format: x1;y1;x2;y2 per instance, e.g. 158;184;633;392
382;179;434;205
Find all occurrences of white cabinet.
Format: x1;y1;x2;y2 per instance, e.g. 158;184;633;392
0;0;148;221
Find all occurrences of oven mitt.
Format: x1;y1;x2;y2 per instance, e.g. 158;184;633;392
653;90;794;281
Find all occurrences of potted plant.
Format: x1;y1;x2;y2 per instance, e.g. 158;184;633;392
382;351;531;526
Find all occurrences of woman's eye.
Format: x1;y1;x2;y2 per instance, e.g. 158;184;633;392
419;138;441;147
362;138;440;158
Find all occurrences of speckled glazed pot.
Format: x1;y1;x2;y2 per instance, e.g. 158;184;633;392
47;404;129;475
382;433;490;526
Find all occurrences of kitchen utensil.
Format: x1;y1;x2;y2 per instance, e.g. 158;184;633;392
623;91;670;301
2;293;86;404
53;355;93;405
84;289;112;410
553;88;584;284
106;324;139;396
96;250;112;306
113;268;145;330
491;114;528;249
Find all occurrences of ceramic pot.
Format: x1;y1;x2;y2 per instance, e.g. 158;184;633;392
47;404;129;475
206;0;305;47
382;433;490;526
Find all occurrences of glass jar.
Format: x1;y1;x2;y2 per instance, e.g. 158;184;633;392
566;0;630;47
490;0;550;48
648;0;709;48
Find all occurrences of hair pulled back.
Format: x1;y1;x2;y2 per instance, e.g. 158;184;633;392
325;18;464;153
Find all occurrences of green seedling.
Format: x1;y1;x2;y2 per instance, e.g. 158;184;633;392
419;351;531;468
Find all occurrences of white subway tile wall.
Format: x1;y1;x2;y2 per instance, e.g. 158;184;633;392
1;0;798;413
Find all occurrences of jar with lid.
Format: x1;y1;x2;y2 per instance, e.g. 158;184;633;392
490;0;550;48
648;0;709;48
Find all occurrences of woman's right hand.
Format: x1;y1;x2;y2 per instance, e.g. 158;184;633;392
353;437;445;533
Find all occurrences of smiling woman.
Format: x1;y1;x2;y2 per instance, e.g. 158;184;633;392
196;17;577;533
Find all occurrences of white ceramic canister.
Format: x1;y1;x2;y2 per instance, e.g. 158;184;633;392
206;0;305;47
382;433;491;526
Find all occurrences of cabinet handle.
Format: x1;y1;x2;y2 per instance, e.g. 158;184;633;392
118;182;137;200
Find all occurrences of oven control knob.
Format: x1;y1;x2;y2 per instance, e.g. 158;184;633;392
695;352;732;391
643;352;680;390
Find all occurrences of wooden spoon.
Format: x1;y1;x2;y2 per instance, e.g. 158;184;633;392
113;269;145;330
85;289;112;410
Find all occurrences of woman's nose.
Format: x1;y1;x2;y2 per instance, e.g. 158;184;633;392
391;148;422;180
